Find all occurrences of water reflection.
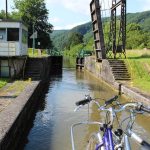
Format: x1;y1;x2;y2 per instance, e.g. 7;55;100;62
24;58;150;150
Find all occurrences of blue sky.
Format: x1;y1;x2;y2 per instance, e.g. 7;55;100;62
0;0;150;30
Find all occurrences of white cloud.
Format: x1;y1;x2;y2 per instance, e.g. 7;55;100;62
62;0;91;15
49;17;62;23
46;0;91;16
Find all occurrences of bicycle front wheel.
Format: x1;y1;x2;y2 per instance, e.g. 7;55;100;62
86;132;104;150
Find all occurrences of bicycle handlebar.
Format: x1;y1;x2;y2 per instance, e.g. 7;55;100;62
105;95;118;106
137;105;150;113
75;95;150;114
75;95;92;106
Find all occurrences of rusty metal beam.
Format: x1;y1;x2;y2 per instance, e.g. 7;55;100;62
107;0;126;59
90;0;106;61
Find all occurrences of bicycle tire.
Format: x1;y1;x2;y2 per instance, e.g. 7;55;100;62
86;132;104;150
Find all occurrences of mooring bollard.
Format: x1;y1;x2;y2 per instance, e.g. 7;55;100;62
118;83;122;95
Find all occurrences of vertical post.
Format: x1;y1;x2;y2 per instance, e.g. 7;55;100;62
6;0;8;19
118;83;122;95
111;0;117;59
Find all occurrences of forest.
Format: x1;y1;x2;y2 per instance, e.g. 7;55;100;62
51;10;150;57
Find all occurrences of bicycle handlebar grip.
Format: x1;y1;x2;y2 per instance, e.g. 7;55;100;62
141;141;150;149
75;99;91;106
140;105;150;113
105;95;118;105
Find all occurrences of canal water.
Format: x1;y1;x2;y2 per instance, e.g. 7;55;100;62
24;58;150;150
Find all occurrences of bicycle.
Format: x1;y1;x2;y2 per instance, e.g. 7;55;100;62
71;95;150;150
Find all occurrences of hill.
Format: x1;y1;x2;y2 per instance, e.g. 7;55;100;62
51;10;150;52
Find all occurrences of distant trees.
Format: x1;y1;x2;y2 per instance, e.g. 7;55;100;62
54;11;150;56
126;23;150;49
13;0;53;49
0;10;7;19
66;32;83;50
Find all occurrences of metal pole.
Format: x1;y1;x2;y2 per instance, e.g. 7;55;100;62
6;0;8;19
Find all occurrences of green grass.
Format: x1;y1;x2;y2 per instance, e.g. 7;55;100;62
125;50;150;94
0;78;8;89
28;48;48;57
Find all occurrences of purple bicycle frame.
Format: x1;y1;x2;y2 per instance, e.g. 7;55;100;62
95;127;114;150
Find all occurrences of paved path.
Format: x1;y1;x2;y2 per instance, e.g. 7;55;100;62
0;80;31;112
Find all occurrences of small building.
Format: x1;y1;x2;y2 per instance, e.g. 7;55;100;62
0;20;28;78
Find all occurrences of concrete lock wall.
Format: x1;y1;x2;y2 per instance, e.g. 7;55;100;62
0;81;43;150
27;56;63;80
84;56;150;105
84;57;114;82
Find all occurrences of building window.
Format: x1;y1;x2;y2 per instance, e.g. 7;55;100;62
7;28;19;41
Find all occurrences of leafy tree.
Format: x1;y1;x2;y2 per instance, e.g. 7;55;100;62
67;32;83;49
0;10;7;19
13;0;53;49
127;23;141;32
126;23;149;49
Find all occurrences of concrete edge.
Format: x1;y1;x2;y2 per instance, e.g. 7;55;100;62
0;81;40;142
84;57;150;106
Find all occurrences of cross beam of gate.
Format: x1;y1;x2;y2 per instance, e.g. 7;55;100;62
108;0;126;59
90;0;106;62
90;0;126;60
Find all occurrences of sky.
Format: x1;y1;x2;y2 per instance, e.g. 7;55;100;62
0;0;150;30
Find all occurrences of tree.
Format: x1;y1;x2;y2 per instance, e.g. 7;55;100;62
126;23;149;49
66;32;83;50
13;0;53;49
0;10;7;19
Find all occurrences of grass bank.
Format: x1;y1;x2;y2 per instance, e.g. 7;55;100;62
125;50;150;94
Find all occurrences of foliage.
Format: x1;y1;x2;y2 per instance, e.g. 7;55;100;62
13;0;53;49
126;23;149;49
50;30;69;51
52;10;150;55
66;32;83;49
71;22;92;35
0;78;8;89
0;10;8;19
63;44;84;57
28;48;48;57
50;22;92;52
0;10;17;19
